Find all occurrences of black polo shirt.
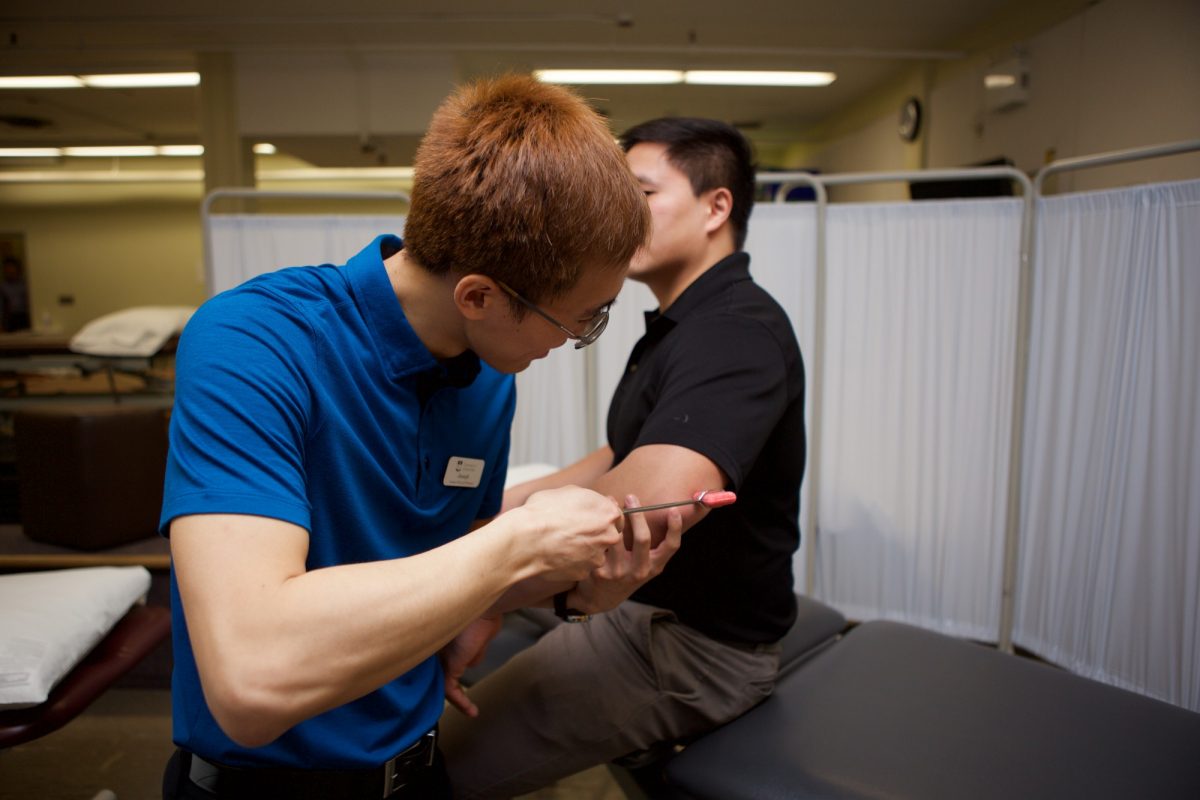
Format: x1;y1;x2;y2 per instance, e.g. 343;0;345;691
609;252;806;644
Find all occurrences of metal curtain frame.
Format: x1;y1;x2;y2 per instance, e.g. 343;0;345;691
759;168;1035;649
1032;138;1200;196
993;138;1200;650
200;187;411;297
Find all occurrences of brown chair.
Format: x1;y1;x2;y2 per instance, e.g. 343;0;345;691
14;404;169;550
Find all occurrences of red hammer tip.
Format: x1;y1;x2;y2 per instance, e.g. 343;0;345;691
694;490;737;508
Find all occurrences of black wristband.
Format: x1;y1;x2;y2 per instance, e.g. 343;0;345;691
553;590;590;623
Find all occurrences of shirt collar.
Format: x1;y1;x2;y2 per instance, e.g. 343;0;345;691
643;251;752;332
345;234;481;387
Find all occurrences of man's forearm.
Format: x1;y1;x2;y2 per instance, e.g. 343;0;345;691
502;446;615;511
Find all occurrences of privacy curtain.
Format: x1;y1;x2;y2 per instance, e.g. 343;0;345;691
815;198;1023;642
206;215;406;295
1015;180;1200;710
509;345;590;468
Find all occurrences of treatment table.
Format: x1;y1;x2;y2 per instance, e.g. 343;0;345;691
467;595;1200;799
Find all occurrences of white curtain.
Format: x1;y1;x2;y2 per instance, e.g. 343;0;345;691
207;215;405;295
816;198;1023;641
1016;180;1200;711
509;346;590;468
594;279;656;446
741;205;819;590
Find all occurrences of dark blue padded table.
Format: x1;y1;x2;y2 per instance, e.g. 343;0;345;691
663;619;1200;800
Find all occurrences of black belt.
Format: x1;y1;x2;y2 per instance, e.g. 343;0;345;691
186;727;438;799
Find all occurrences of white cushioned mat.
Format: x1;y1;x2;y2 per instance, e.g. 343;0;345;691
0;566;152;709
68;305;195;357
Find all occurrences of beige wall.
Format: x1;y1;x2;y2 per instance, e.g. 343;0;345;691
795;0;1200;200
0;176;409;336
930;0;1200;193
805;111;922;203
1;186;208;334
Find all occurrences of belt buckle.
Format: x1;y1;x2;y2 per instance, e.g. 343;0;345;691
381;728;437;797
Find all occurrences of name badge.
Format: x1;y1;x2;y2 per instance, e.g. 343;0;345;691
443;457;485;488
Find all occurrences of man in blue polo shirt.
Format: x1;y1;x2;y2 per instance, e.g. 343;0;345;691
159;75;661;799
441;118;806;798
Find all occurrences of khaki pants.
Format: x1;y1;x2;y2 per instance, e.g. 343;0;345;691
439;601;780;799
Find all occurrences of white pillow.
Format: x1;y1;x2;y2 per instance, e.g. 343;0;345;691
68;305;195;357
0;566;152;709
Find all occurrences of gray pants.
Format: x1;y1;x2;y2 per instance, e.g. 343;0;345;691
439;602;780;799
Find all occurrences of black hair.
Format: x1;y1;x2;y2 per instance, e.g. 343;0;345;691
620;117;757;250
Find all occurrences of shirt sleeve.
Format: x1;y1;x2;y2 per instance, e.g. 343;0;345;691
160;288;316;533
632;314;790;490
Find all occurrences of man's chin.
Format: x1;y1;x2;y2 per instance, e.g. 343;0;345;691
491;352;546;375
626;262;654;284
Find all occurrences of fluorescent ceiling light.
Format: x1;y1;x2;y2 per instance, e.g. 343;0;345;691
0;147;63;157
0;166;419;185
81;72;201;88
0;75;84;89
535;69;836;87
2;144;215;158
253;143;278;155
984;74;1017;90
535;69;684;85
0;72;200;89
684;70;836;87
158;144;205;157
63;146;160;157
0;170;205;184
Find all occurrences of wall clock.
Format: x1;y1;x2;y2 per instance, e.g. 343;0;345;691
899;97;923;142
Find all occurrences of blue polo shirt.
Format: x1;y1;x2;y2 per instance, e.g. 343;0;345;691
161;234;515;768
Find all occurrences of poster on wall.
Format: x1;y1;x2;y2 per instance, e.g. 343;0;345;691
0;232;31;332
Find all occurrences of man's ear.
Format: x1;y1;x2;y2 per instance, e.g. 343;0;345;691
704;187;734;235
453;274;501;321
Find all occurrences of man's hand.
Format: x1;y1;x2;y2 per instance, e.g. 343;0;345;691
571;495;683;614
513;486;624;582
440;615;504;717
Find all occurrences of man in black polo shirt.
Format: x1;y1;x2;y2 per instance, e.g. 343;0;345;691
440;117;806;799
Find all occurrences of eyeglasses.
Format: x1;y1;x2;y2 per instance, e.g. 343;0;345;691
495;280;611;349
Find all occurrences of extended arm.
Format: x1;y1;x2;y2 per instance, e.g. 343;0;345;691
486;441;720;614
593;443;726;539
171;485;621;747
488;442;724;617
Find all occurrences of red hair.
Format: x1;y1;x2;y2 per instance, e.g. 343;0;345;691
404;74;649;301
